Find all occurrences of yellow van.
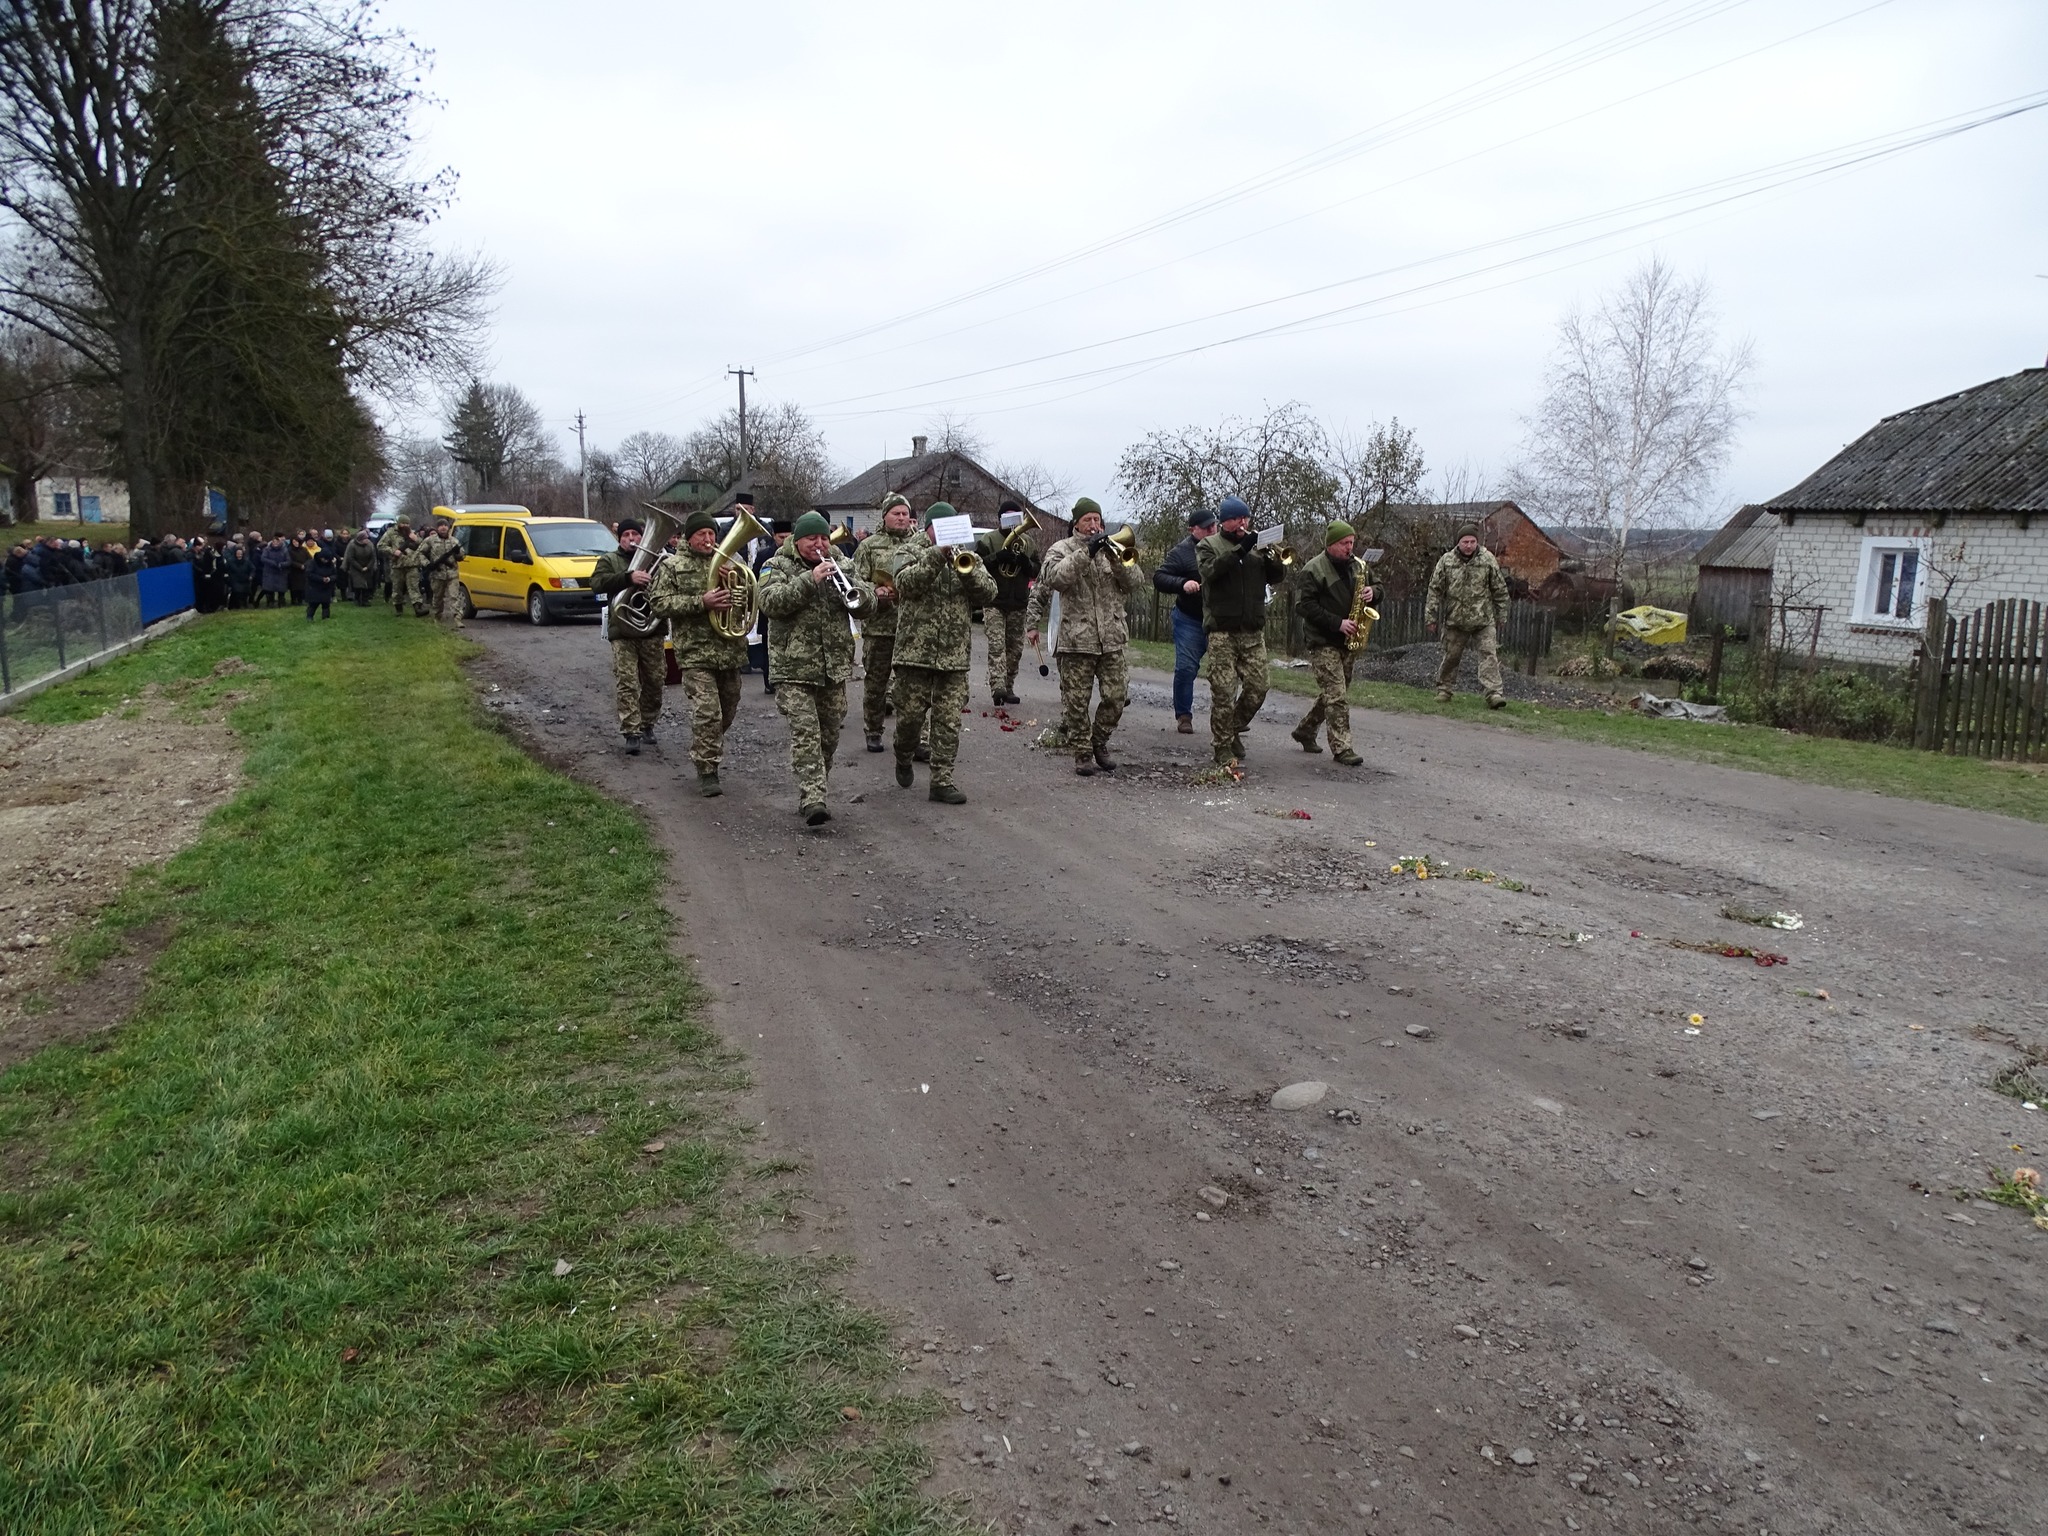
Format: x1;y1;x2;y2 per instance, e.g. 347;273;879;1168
443;505;616;625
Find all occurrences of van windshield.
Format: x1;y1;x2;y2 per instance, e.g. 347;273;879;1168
528;522;617;558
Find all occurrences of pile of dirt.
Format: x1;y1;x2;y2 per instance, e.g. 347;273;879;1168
0;698;241;1065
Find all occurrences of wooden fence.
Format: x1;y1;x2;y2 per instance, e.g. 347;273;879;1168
1912;597;2048;760
1125;588;1554;664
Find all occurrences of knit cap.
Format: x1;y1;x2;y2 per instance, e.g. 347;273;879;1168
792;511;831;539
683;511;717;536
1325;520;1355;546
1071;496;1102;521
1455;521;1480;541
923;500;956;527
1217;495;1251;523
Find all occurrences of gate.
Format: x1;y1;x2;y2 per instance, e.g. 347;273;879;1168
1912;597;2048;760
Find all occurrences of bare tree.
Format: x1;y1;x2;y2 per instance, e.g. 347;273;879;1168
613;430;690;500
1330;417;1426;522
387;433;455;520
683;400;835;510
990;457;1075;516
0;323;101;523
442;380;555;500
1115;401;1336;555
923;410;989;458
1506;257;1751;626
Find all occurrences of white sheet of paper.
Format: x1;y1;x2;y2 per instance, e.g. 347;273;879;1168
1046;591;1062;653
930;513;976;548
1255;525;1284;547
1362;546;1385;564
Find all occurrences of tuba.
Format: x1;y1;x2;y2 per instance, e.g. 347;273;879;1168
1344;556;1380;653
706;504;770;641
608;503;686;639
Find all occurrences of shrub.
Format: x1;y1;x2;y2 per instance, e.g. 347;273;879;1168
1708;656;1915;743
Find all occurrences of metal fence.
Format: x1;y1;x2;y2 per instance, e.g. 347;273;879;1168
1125;588;1555;663
1;574;146;697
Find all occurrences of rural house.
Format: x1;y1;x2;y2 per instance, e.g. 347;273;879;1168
1764;365;2048;665
817;438;1063;539
1367;500;1563;597
1692;504;1778;635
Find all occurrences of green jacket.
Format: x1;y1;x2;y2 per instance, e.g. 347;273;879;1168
647;547;748;670
852;526;918;637
892;542;999;671
343;537;379;587
1425;546;1509;631
378;526;418;568
1197;530;1289;633
976;529;1040;614
1030;532;1136;655
1294;550;1358;652
590;546;636;599
756;541;874;686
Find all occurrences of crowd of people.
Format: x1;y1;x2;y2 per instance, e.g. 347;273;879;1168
3;524;398;621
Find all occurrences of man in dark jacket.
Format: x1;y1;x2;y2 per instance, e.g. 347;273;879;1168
1196;495;1290;766
1288;520;1374;766
975;499;1039;705
1151;505;1215;733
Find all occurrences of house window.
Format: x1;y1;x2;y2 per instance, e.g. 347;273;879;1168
52;491;71;518
1852;536;1929;627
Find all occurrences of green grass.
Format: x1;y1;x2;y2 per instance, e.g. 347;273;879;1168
1129;637;2048;824
1;609;963;1534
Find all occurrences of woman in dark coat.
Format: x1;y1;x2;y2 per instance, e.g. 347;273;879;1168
190;538;228;612
224;541;255;608
342;531;379;606
304;545;339;620
286;533;309;603
258;537;292;607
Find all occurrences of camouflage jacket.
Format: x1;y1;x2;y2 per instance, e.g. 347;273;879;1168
647;547;747;670
756;541;875;686
415;532;462;580
1425;546;1509;631
377;526;417;568
851;526;918;637
891;542;998;671
1035;532;1136;655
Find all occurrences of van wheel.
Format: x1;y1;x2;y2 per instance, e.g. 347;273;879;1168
527;588;550;626
459;584;477;620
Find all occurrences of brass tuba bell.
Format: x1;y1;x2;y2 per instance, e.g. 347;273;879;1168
705;504;770;640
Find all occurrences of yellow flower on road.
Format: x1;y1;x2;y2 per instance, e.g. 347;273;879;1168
1688;1013;1705;1025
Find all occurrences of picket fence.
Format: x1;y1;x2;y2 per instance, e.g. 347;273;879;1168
1912;597;2048;760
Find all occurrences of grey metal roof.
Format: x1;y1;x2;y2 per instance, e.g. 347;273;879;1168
1765;367;2048;514
1702;518;1777;571
818;449;1046;518
1695;504;1766;567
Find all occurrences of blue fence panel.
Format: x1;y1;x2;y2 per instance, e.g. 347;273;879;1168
137;562;195;624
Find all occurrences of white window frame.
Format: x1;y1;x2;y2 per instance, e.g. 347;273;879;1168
1851;535;1931;628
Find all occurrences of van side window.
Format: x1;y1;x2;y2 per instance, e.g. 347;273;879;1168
468;524;502;560
503;528;530;564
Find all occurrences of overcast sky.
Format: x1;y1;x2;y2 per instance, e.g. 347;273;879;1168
386;0;2048;521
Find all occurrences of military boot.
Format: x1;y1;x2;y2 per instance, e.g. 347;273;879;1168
1291;725;1323;753
865;732;883;753
621;732;641;756
1333;748;1364;767
1073;756;1097;777
697;770;722;797
1092;746;1118;773
895;759;914;789
802;802;832;826
929;782;967;805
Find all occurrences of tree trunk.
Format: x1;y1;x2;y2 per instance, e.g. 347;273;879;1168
115;317;161;539
10;467;37;523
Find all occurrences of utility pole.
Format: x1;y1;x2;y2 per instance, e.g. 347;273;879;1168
575;409;590;519
728;366;756;475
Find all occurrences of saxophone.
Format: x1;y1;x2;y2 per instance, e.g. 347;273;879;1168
1344;557;1380;654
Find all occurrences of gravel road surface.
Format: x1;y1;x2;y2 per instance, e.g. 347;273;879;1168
470;614;2047;1536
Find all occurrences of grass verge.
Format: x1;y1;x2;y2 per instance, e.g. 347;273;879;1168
1127;637;2048;824
1;608;961;1534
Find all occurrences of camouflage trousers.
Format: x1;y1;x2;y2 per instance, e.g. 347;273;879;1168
1206;630;1269;757
1294;644;1356;752
429;571;464;628
610;635;667;735
1057;650;1127;758
775;681;845;809
892;665;967;787
861;632;896;736
392;567;423;614
1437;623;1504;698
986;609;1027;698
680;666;741;771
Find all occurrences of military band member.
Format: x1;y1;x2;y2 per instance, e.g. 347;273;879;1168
1197;494;1289;766
1029;497;1137;776
591;518;665;754
416;517;465;629
1289;520;1372;766
977;499;1039;705
890;501;997;804
756;511;875;826
648;510;747;796
852;492;918;751
1426;521;1510;709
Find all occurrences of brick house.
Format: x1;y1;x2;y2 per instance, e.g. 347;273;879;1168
816;438;1064;541
1366;500;1562;598
1763;366;2048;666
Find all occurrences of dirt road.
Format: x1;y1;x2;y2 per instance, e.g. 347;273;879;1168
470;615;2047;1536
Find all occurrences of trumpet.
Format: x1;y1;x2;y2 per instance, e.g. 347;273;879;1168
818;554;860;608
1256;529;1297;570
1105;526;1140;566
948;545;980;575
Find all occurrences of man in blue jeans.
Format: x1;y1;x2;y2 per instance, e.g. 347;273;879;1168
1152;506;1215;733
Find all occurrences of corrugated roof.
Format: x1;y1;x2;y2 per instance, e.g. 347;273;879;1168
818;449;1046;518
1703;517;1777;571
1694;504;1764;566
1766;366;2048;513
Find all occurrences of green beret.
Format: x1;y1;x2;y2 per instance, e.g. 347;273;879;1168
923;500;956;527
1325;520;1355;546
792;511;830;539
683;511;717;537
1071;496;1102;520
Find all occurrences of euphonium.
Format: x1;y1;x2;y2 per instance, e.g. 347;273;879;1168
705;504;770;641
1344;555;1380;654
609;503;687;639
1001;510;1041;550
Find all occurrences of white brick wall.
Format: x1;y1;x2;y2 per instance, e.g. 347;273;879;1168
1771;512;2048;666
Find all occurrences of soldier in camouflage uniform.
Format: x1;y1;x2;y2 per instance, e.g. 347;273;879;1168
1425;521;1510;709
648;510;748;796
1289;520;1372;766
757;511;874;825
415;518;466;629
976;499;1040;705
890;501;998;804
1032;497;1138;776
377;517;420;615
852;493;918;752
1197;495;1290;765
591;519;667;753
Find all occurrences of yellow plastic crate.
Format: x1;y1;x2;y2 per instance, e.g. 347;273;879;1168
1613;605;1688;646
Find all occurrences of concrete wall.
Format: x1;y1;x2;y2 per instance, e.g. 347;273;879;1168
35;476;131;525
1772;512;2048;666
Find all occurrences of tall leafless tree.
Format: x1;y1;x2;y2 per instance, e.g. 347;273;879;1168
1115;401;1338;555
612;430;690;501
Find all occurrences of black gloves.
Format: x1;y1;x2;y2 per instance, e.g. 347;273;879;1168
1088;532;1111;557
